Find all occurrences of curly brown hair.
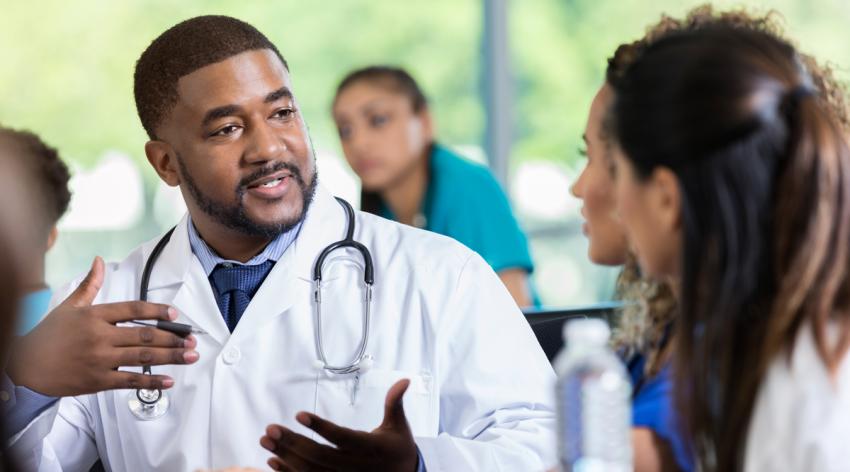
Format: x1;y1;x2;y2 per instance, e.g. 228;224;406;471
0;127;71;233
606;4;850;379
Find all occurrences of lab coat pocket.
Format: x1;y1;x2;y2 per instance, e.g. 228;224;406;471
315;368;433;438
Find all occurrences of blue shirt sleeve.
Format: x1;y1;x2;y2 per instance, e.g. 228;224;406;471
2;374;58;437
630;359;694;472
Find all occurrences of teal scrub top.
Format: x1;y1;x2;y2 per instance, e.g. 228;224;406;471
380;143;535;275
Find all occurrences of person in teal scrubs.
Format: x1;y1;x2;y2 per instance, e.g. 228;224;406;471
0;128;71;334
332;66;536;307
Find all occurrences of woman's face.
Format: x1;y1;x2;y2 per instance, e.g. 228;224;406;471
571;84;629;266
332;81;433;191
611;146;682;279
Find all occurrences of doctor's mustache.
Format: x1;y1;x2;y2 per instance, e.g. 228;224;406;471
238;161;310;191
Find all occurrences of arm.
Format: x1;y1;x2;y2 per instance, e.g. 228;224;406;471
445;169;536;308
415;253;556;471
8;396;100;471
633;428;679;472
2;374;58;438
259;253;556;471
5;258;199;470
498;268;532;308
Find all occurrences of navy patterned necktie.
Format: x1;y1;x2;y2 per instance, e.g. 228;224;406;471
209;260;275;332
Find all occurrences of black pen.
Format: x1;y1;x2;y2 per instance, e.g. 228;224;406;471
128;320;207;337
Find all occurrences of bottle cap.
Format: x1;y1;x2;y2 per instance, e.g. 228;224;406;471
563;318;611;345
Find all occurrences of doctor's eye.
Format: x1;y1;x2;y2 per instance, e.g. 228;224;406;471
272;107;297;121
210;125;241;138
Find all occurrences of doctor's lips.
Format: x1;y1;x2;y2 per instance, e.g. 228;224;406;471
245;170;293;189
243;170;297;199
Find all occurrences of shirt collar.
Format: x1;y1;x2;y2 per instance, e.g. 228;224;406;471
186;215;302;276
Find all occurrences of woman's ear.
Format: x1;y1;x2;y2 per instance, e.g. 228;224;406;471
145;140;181;187
418;107;435;143
649;167;682;233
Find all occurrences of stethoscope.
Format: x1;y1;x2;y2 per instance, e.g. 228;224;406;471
128;197;375;420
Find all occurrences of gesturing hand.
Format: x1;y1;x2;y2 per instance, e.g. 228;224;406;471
260;379;419;472
7;257;200;397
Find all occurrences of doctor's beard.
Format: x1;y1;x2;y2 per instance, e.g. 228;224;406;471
176;152;318;239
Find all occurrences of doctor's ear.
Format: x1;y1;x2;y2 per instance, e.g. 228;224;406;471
145;141;181;187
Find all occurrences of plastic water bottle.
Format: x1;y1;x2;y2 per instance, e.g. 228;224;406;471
555;318;632;472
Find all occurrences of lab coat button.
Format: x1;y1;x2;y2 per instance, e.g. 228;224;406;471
0;390;9;402
222;347;241;365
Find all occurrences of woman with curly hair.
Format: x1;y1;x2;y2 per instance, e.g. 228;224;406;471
610;16;850;472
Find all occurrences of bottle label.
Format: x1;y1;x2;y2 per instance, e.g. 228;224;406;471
558;366;632;470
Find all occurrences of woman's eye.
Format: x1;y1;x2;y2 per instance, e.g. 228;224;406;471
338;125;352;140
370;115;389;128
578;147;588;158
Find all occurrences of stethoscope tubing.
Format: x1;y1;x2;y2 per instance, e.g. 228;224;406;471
134;198;374;413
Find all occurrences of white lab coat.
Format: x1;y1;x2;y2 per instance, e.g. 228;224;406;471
9;185;557;471
744;321;850;471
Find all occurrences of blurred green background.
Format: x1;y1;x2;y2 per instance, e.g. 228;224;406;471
2;0;848;305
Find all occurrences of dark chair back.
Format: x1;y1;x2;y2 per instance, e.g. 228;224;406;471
523;302;621;362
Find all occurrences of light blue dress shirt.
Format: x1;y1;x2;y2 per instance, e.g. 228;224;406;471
186;216;299;276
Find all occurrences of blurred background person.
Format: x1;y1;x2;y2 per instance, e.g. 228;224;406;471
332;66;537;307
5;0;850;311
0;128;72;335
611;23;850;471
0;129;49;469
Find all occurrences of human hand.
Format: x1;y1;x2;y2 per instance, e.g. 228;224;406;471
260;379;419;471
195;468;264;472
7;257;200;396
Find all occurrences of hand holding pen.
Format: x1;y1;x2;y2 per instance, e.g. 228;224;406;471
7;257;202;397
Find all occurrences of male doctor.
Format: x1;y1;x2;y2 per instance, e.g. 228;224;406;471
6;15;555;471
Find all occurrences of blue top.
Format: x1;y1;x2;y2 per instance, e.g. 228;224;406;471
380;144;534;275
628;355;694;471
17;288;52;335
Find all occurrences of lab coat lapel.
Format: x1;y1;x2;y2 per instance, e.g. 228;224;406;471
144;216;231;345
229;185;348;340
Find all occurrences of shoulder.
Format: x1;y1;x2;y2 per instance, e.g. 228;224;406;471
432;144;504;195
745;322;850;471
354;209;477;271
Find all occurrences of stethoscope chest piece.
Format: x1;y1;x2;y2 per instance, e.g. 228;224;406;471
127;388;170;420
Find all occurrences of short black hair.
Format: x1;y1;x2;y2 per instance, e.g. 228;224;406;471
334;66;428;112
134;15;289;139
0;127;71;228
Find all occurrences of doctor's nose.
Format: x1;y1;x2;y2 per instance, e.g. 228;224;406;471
243;123;288;165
